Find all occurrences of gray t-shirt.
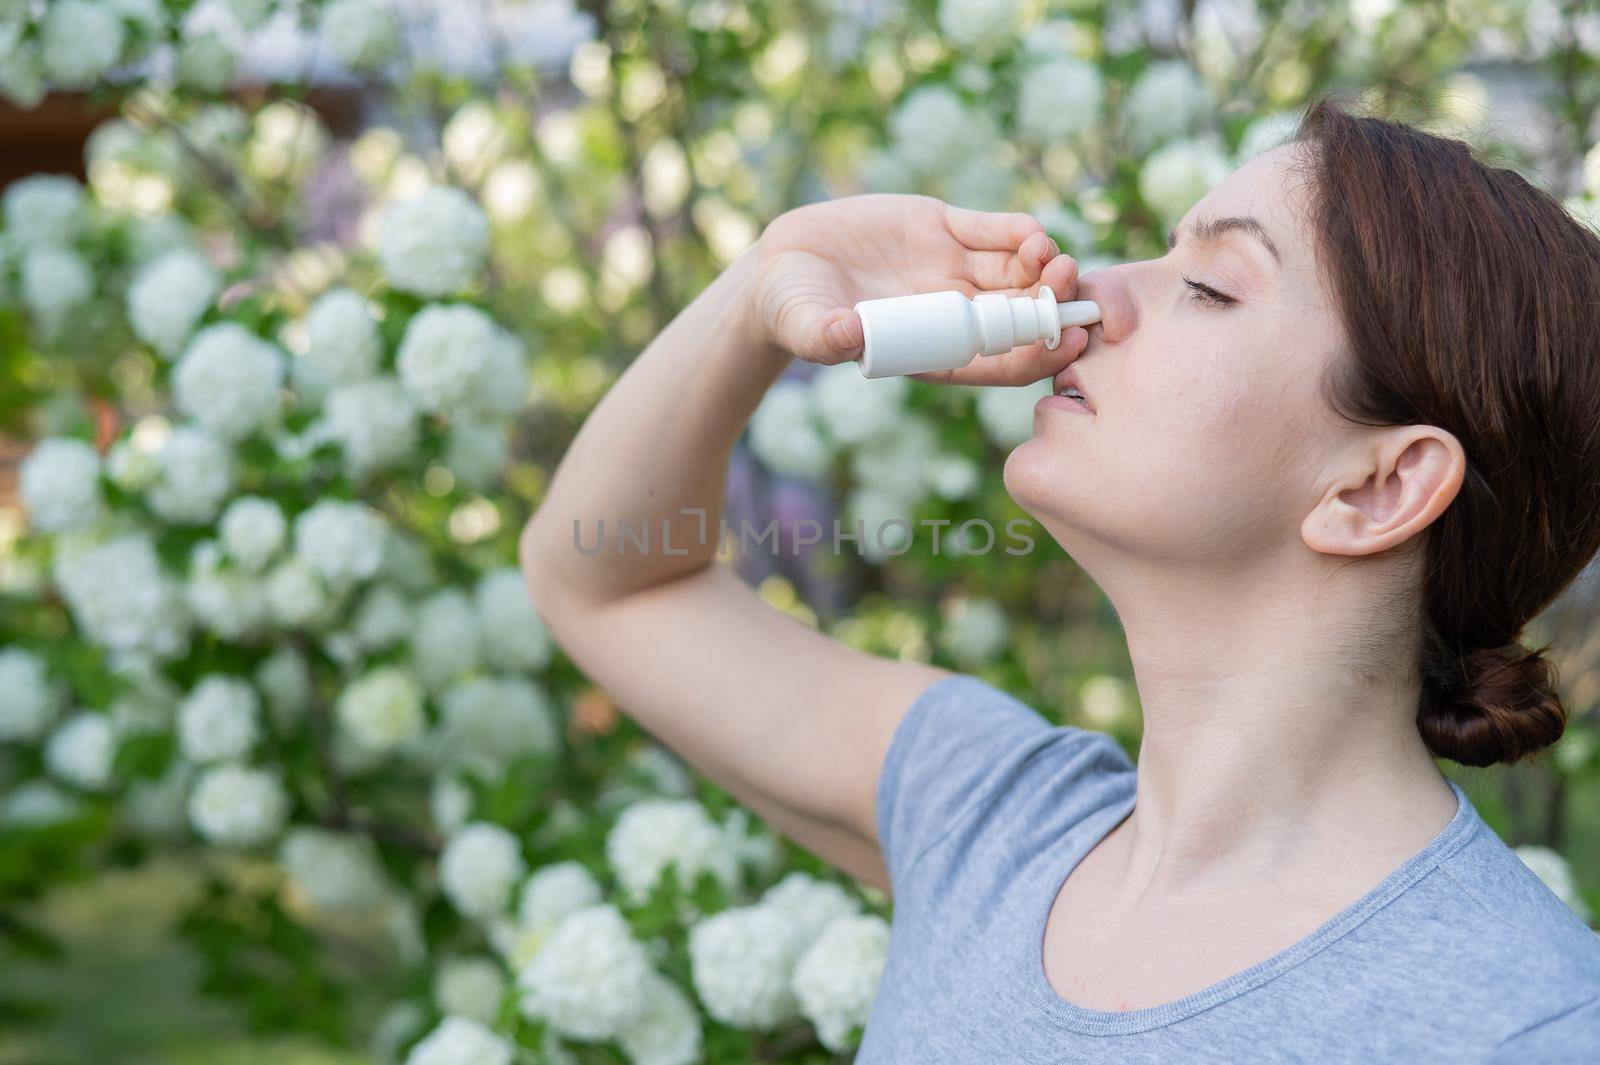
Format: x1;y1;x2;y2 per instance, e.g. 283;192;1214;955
861;674;1600;1063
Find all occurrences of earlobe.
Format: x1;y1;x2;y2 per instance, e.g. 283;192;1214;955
1300;427;1466;558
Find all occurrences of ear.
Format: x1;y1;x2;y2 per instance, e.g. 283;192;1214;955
1301;426;1466;557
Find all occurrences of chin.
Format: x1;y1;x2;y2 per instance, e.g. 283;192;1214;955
1002;438;1064;518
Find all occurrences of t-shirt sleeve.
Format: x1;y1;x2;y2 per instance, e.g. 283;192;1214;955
874;672;1135;892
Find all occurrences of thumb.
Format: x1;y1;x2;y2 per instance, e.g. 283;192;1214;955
791;305;864;364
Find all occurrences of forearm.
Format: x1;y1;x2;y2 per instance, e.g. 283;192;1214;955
520;243;791;606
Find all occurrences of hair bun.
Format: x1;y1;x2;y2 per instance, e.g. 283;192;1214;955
1418;639;1567;767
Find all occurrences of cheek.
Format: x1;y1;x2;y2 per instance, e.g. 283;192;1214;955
1005;333;1326;553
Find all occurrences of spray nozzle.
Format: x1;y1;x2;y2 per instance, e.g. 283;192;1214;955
854;284;1102;378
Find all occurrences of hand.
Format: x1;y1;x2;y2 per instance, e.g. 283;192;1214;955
747;193;1089;386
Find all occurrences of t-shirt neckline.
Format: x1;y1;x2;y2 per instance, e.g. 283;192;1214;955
1020;777;1482;1035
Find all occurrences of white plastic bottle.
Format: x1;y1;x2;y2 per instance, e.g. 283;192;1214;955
852;284;1101;379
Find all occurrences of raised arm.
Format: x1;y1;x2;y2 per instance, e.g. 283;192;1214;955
519;195;1084;889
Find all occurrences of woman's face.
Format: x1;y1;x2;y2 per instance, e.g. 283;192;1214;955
1005;143;1353;568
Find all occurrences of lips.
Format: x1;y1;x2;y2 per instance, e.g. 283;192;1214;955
1051;364;1095;414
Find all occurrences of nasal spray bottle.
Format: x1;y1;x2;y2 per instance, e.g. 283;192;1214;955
852;285;1101;379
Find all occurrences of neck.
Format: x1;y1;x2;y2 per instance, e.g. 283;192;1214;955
1087;543;1459;893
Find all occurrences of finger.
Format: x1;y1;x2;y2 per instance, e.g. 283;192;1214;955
963;231;1059;291
942;203;1045;251
792;305;863;364
1038;250;1080;296
915;326;1089;388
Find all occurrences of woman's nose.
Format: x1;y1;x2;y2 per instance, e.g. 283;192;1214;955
1074;264;1138;344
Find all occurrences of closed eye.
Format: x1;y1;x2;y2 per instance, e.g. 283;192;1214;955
1182;275;1236;307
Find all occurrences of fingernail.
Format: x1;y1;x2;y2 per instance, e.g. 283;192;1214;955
826;321;852;349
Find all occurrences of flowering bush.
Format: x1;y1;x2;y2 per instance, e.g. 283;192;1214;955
2;0;1598;1062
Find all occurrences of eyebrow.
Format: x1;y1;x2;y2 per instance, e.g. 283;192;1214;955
1166;214;1282;267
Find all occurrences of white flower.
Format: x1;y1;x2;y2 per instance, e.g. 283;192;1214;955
378;187;491;297
293;500;387;585
265;558;332;627
440;821;526;919
1030;199;1097;251
438;676;558;771
1123;60;1215;150
940;595;1009;664
687;904;801;1029
219;0;273;31
975;377;1052;448
0;647;61;741
44;713;114;791
175;31;236;94
617;971;703;1065
255;647;311;724
942;155;1014;211
1139;135;1232;222
2;174;85;249
127;249;219;356
293;287;382;400
762;872;862;949
412;589;482;690
188;764;288;847
322;0;401;70
431;773;473;835
791;914;891;1051
337;666;425;755
55;535;189;659
174;323;286;441
844;487;916;562
3;780;79;826
850;413;939;501
40;0;126;89
21;245;93;327
177;674;261;764
404;1015;513;1065
617;744;693;798
105;441;158;492
280;827;389;913
323;377;420;479
929;452;980;500
433;957;507;1026
147;426;235;525
749;382;832;478
607;798;739;903
219;497;287;573
724;806;783;886
888;85;997;176
371;1002;428;1065
811;363;910;446
1018;57;1103;142
516;903;651;1040
396;303;526;418
352;585;411;651
1236;109;1304;162
517;861;603;939
937;0;1023;54
1515;845;1593;922
444;422;509;490
474;568;552;673
20;438;102;533
0;40;45;110
187;543;268;639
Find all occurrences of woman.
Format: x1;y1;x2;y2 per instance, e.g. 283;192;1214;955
519;96;1600;1060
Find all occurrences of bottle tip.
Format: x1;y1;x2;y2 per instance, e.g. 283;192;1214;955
1056;300;1101;328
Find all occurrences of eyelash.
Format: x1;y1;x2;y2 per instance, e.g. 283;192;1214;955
1181;274;1235;308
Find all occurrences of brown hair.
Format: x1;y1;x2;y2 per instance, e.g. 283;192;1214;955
1288;95;1600;767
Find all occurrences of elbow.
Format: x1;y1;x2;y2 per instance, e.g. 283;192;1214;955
518;512;575;621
